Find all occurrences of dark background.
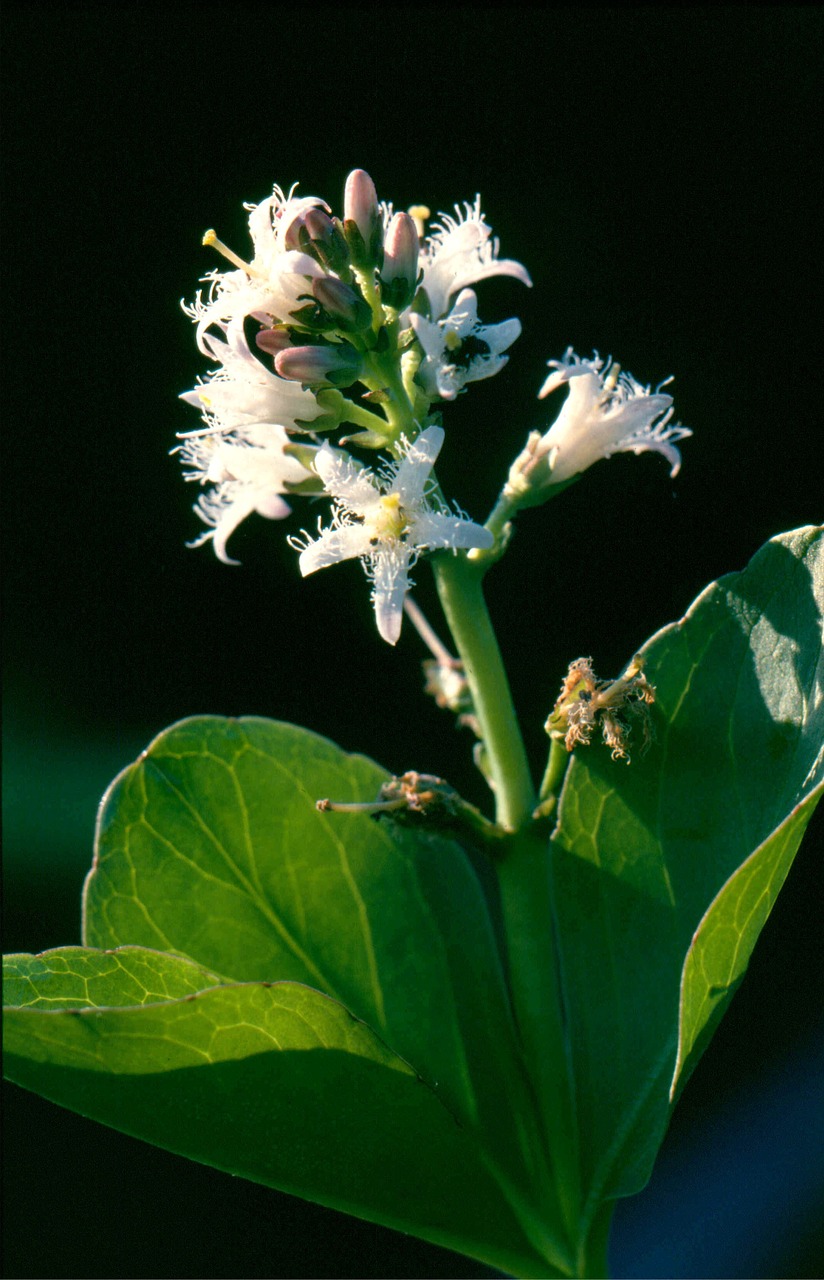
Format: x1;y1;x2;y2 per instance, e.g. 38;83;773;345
3;5;823;1277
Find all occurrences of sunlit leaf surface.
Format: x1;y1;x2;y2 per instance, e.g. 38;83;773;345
6;721;570;1275
4;528;821;1278
3;946;556;1276
551;526;823;1219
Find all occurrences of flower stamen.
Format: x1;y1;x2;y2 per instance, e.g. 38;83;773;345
202;229;260;278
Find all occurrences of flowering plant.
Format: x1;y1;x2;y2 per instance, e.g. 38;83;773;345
4;169;822;1279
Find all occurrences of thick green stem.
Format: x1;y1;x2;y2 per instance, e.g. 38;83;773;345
362;351;417;446
496;826;581;1243
431;551;582;1252
431;552;534;831
577;1199;613;1279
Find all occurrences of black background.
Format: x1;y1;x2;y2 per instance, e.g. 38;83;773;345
3;5;823;1278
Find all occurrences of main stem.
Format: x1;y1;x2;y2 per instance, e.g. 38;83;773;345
432;552;534;831
431;552;583;1255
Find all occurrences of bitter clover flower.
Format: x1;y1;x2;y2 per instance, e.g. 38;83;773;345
536;348;691;484
184;185;327;345
410;287;522;400
179;321;325;435
291;426;493;645
178;424;312;565
178;172;686;647
415;196;532;321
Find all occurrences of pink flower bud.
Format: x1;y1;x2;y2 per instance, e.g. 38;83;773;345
275;343;364;389
343;168;382;268
312;277;372;332
380;212;420;309
255;327;293;356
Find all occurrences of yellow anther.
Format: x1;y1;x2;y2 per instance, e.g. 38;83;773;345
407;204;431;239
202;229;254;274
444;329;463;353
603;362;621;394
374;492;407;539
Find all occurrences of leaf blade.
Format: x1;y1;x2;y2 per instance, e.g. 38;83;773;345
551;526;823;1209
671;780;824;1102
3;946;559;1278
81;716;568;1257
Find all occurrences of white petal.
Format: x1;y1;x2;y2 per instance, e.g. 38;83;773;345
447;288;480;330
434;365;463;400
211;492;259;565
393;426;444;505
409;312;444;360
621;434;684;477
451;255;532;303
315;446;379;513
254;492;292;520
481;316;521;357
298;524;373;576
412;510;494;552
371;548;412;645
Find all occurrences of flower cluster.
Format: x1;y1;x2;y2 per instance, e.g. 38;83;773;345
290;427;492;645
179;168;527;637
178;168;690;647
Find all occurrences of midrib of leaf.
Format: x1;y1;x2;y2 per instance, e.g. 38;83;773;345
153;730;483;1132
653;625;715;912
242;739;388;1027
141;759;336;996
579;1031;676;1231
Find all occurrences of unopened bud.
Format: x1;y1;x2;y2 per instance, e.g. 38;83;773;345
380;212;420;311
312;277;372;332
275;343;364;389
304;209;350;273
285;208;349;274
255;327;293;357
343;169;383;269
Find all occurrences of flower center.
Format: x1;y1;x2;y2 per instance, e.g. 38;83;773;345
443;329;491;369
371;493;409;542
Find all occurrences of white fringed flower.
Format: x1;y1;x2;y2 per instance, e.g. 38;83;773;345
179;322;325;435
417;197;532;321
292;426;493;645
535;349;691;485
183;185;327;345
179;424;311;565
410;288;522;400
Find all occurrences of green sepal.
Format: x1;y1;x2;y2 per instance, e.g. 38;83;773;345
338;429;390;449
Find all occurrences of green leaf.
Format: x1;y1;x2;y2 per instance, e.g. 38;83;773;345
551;526;823;1217
672;780;823;1101
79;717;569;1268
3;946;556;1277
3;945;224;1009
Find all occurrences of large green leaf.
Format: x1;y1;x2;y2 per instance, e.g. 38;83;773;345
80;716;569;1266
551;525;823;1219
3;945;225;1008
3;946;555;1278
671;780;823;1101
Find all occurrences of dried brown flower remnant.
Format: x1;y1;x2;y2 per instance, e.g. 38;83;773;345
545;655;655;762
